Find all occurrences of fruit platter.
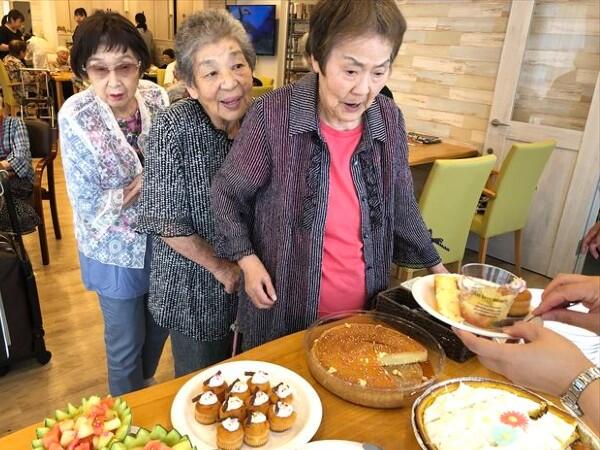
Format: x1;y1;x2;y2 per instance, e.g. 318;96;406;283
33;396;131;450
31;396;194;450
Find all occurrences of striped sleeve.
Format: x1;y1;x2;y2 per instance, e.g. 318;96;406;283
5;117;33;181
211;99;272;260
392;108;441;268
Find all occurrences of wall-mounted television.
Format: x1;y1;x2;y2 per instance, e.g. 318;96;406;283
227;4;277;56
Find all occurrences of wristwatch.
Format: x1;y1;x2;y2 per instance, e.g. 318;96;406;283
560;366;600;417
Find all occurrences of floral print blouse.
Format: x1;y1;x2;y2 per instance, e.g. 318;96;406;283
59;80;169;268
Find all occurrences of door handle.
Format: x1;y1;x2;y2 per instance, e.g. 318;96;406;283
491;118;510;127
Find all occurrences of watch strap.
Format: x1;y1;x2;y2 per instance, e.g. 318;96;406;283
560;366;600;417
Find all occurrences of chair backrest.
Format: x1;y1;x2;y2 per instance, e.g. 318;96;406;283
419;154;497;264
24;119;53;159
480;140;555;238
251;85;274;98
0;60;17;107
256;75;274;87
156;68;166;87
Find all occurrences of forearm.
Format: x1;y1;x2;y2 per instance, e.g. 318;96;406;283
579;379;600;434
0;44;8;51
162;234;227;273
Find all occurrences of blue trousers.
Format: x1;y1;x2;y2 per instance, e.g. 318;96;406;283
98;294;169;396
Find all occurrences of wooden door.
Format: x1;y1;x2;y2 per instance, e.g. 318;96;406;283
479;0;599;277
152;0;173;41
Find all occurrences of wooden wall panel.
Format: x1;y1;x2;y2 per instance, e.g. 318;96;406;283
393;0;511;149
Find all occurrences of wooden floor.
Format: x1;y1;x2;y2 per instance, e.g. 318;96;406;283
0;156;550;437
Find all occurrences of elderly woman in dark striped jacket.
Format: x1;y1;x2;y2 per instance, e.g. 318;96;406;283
137;10;254;376
211;0;448;350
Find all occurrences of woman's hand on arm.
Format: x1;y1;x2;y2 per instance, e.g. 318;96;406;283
455;322;593;397
238;254;277;309
535;274;600;334
161;234;241;294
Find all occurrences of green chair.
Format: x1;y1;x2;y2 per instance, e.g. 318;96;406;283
398;154;496;280
251;75;274;98
156;68;166;87
470;140;555;276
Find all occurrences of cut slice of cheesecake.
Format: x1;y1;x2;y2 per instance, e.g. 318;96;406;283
376;348;428;366
434;274;463;322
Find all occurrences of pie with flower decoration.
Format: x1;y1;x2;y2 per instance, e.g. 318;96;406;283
414;379;599;450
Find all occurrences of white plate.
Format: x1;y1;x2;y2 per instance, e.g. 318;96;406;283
411;274;510;338
412;279;600;361
301;441;364;449
170;360;323;450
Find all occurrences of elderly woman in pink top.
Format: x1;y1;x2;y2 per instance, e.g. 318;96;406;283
212;0;447;350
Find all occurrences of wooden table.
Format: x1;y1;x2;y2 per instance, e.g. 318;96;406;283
408;142;479;166
0;331;503;449
50;71;73;110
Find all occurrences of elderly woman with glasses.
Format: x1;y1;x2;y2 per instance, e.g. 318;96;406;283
59;11;169;396
137;10;254;376
212;0;448;350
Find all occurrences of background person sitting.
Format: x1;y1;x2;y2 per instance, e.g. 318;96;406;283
163;59;176;87
0;112;40;233
50;46;71;71
159;48;174;69
3;40;35;105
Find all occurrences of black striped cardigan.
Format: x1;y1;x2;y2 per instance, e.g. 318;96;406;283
211;73;440;350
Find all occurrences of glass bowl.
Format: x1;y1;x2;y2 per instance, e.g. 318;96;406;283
458;264;526;328
304;310;445;409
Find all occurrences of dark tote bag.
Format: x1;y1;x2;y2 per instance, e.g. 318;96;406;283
0;171;50;374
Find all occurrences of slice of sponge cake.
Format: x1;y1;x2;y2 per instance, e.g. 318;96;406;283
434;275;463;322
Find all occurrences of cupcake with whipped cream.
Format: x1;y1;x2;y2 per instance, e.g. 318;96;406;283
227;378;251;402
243;411;270;447
193;390;221;424
216;417;244;450
267;401;296;432
245;389;271;415
246;370;271;393
269;382;293;404
203;370;228;402
219;395;247;421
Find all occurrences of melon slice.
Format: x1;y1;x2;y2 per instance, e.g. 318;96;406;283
109;425;194;450
32;396;132;450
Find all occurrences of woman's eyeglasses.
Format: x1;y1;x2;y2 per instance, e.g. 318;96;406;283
82;61;141;79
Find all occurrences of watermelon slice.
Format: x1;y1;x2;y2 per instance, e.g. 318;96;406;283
32;396;132;450
109;425;194;450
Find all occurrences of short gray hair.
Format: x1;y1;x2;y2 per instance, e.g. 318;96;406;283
176;9;256;87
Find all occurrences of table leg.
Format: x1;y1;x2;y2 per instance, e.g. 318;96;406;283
55;79;64;110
